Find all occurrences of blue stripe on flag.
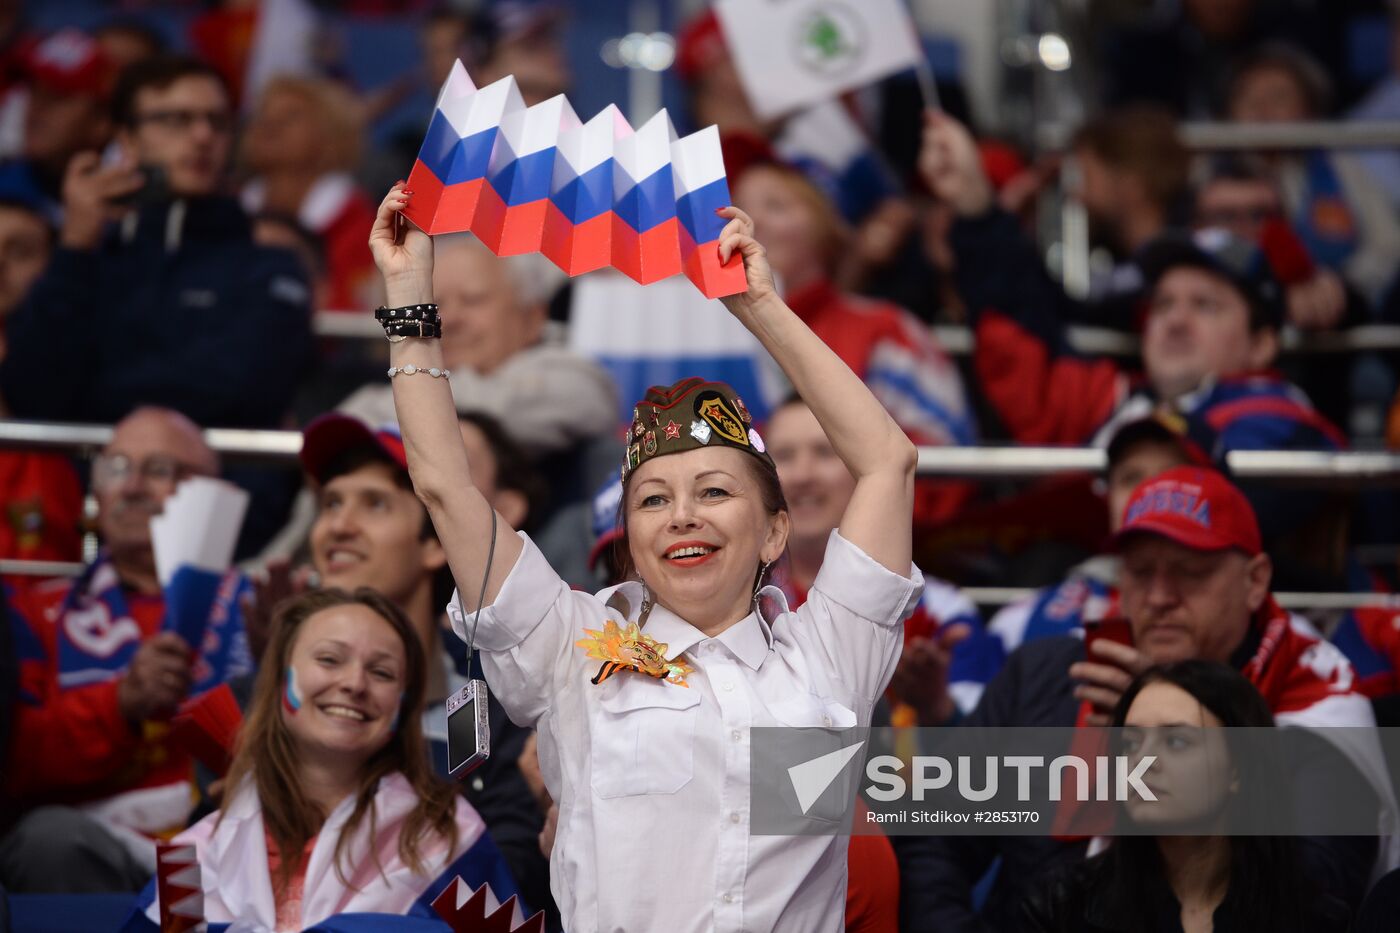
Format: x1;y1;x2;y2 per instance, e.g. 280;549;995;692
552;160;614;224
676;177;731;244
613;164;677;234
448;127;498;185
490;147;557;206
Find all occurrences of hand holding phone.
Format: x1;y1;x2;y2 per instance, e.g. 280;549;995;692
1071;618;1150;727
59;151;146;249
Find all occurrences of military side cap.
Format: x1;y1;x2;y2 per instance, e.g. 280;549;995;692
622;377;771;480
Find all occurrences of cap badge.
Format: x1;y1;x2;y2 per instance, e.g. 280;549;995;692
696;392;749;446
690;420;712;444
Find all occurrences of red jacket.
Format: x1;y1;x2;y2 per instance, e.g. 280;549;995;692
0;451;82;567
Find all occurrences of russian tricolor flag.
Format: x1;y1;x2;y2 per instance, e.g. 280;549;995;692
405;61;747;300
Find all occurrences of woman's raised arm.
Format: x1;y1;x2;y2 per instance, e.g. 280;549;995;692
368;184;523;607
716;206;918;575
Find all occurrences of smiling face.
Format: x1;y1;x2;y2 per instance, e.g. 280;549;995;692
1120;680;1232;829
281;603;406;771
625;446;788;635
434;238;544;375
1141;266;1275;400
310;461;446;609
768;401;853;553
1118;536;1270;664
732;165;830;289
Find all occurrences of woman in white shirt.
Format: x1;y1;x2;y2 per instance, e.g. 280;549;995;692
369;184;922;932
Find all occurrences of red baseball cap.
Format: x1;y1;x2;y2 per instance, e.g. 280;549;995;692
300;414;407;485
1111;466;1261;557
24;29;114;99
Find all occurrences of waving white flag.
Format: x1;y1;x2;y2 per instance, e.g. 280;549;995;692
714;0;923;120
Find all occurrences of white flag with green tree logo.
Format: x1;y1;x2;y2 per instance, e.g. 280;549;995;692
714;0;924;121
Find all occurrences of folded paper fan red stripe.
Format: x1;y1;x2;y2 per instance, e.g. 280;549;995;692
169;683;243;777
404;61;747;300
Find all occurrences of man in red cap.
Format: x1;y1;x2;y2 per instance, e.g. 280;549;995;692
896;466;1383;931
0;28;115;218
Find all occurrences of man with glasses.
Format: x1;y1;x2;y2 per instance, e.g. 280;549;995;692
0;407;254;894
0;55;311;431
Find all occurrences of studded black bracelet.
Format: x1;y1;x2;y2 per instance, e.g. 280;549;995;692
382;320;442;339
375;303;440;324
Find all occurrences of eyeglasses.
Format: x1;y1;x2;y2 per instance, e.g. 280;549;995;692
92;453;202;490
132;108;235;135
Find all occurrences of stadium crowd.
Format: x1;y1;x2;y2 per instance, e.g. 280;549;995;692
3;0;1400;931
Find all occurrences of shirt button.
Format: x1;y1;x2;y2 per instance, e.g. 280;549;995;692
729;811;741;824
722;682;734;693
722;893;735;904
730;729;742;742
822;715;833;726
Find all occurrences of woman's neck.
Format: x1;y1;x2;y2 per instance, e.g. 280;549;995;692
1158;835;1231;914
296;757;361;818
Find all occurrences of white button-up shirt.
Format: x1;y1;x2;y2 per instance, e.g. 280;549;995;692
449;529;922;933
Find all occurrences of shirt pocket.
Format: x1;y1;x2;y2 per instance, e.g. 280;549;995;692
590;680;702;798
768;693;859;730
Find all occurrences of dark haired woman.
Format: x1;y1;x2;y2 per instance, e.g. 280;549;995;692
369;184;922;931
134;588;517;930
1016;660;1350;932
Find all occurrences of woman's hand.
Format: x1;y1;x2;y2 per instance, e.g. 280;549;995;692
918;111;993;219
369;182;434;305
716;206;779;323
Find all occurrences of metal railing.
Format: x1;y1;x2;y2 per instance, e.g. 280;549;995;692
5;418;1399;482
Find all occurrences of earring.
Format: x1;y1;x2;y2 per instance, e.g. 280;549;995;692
638;580;654;627
752;560;773;607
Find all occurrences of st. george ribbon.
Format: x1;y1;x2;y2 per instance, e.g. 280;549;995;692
404;60;749;300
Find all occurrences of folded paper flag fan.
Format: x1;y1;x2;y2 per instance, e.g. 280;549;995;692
431;876;545;933
169;682;243;777
405;61;748;300
156;842;203;933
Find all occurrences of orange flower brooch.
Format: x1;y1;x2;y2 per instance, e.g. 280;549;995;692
576;620;694;687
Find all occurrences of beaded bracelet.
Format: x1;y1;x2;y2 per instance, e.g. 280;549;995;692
375;303;440;324
383;320;442;340
388;364;450;379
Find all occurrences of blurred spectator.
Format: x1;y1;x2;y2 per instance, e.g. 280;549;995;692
422;6;472;91
990;417;1200;656
1066;107;1190;322
896;467;1381;930
1015;661;1350;932
675;9;765;135
1227;42;1400;304
132;588;520;929
732;159;975;525
1349;13;1400;212
467;1;569;106
0;29;115;219
1073;107;1190;259
922;112;1345;560
93;20;165;73
0;55;312;429
339;235;614;457
0;196;81;568
1099;0;1341;117
241;75;377;311
766;395;1003;723
0;407;253;893
244;413;556;925
251;210;329;313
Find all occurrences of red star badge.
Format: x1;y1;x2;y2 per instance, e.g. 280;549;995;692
663;420;681;440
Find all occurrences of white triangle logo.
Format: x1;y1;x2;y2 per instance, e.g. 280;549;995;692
787;740;866;815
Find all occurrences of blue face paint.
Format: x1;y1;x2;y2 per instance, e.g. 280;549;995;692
282;666;303;714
